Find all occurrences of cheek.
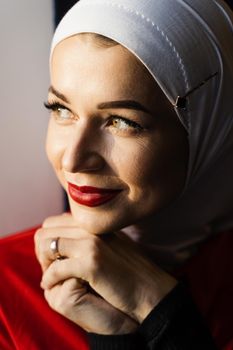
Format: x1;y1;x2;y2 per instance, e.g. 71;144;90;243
111;137;158;186
112;133;187;203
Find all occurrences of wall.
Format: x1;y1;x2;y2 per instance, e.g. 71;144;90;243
0;0;63;236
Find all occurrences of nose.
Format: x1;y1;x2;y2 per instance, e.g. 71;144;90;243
62;122;105;173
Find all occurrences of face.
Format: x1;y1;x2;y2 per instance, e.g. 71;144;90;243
46;35;188;234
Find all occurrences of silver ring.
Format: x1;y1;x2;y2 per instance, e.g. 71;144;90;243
50;237;62;260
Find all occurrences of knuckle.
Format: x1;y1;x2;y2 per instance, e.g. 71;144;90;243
86;237;102;274
34;229;44;259
47;282;79;315
44;290;50;304
42;213;73;228
60;298;74;316
34;228;43;244
44;290;54;308
34;231;51;268
42;216;58;228
54;294;66;312
47;292;65;312
49;263;60;280
62;212;72;217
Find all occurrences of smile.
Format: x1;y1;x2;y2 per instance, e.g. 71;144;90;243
67;183;122;207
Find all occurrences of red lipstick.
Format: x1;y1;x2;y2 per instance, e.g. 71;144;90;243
68;183;122;207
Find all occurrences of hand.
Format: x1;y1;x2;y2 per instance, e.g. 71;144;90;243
43;275;139;334
35;214;138;334
35;213;177;333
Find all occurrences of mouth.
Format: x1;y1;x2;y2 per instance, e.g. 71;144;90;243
67;183;123;207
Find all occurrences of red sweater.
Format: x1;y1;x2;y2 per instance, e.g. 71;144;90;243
0;228;232;349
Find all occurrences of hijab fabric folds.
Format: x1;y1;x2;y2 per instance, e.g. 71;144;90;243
51;0;233;266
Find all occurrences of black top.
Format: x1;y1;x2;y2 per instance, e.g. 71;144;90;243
88;283;217;349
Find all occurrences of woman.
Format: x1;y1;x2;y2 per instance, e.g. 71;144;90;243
1;0;233;349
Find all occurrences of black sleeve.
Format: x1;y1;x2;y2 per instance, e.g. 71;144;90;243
87;283;217;350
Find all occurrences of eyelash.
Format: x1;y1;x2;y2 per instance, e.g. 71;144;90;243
44;101;144;131
44;101;71;113
107;115;143;131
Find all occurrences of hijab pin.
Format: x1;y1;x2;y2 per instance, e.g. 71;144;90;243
174;72;218;110
175;96;187;110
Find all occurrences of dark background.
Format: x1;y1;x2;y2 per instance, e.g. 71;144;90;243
226;0;233;9
54;0;233;26
54;0;78;25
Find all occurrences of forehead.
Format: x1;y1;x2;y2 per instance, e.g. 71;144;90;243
50;35;162;105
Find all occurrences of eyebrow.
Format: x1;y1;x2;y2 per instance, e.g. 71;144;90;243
48;85;150;114
48;86;70;103
97;100;150;114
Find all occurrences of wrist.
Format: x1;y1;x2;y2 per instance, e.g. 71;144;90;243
135;276;178;323
114;318;139;335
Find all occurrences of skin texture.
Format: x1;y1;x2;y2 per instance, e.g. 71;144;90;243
35;35;189;334
46;35;188;235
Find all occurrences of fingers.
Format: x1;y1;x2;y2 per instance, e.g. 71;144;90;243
40;234;106;285
36;218;177;328
42;213;77;229
34;227;92;271
39;236;138;320
41;258;89;289
44;277;88;310
44;278;139;334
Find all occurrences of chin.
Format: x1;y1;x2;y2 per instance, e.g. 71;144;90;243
67;189;163;235
69;201;137;235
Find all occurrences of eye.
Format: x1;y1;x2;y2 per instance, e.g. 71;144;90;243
107;115;143;133
44;101;76;124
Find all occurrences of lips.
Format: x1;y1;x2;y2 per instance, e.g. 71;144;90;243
68;183;122;207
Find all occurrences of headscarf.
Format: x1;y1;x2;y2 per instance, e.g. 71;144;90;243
51;0;233;267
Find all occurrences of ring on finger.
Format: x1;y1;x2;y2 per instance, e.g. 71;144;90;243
50;237;63;260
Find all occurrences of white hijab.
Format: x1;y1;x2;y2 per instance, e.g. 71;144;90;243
51;0;233;266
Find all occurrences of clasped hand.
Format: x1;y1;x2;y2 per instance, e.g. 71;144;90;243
35;213;177;335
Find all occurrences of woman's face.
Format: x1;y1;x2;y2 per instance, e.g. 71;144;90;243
47;35;188;234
